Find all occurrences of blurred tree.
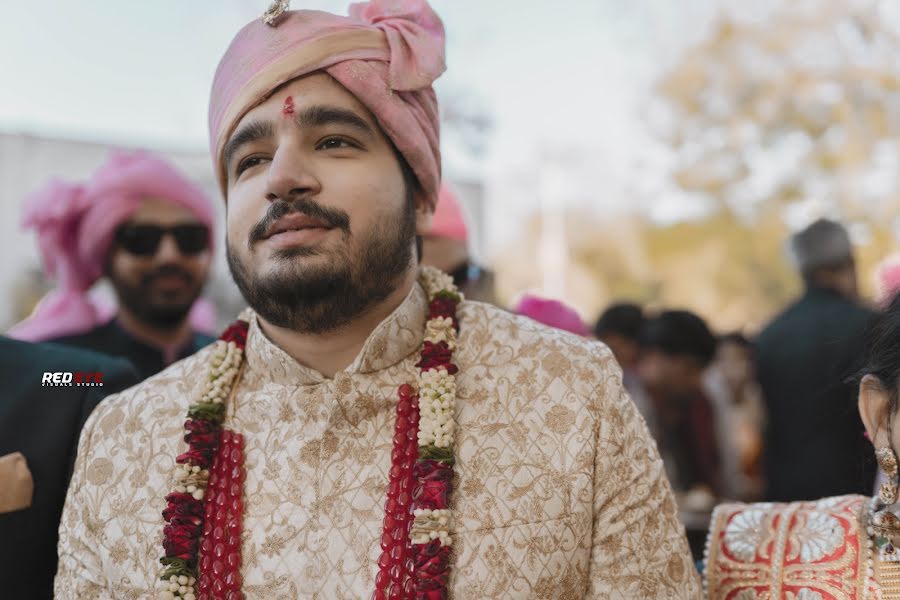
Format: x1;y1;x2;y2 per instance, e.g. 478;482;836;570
494;0;900;332
653;0;900;224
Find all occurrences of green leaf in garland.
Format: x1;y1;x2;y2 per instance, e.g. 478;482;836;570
187;402;226;423
159;557;195;580
419;445;455;464
433;290;461;303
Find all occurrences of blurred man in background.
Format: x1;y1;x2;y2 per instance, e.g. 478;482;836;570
420;184;495;303
629;309;721;561
594;302;645;379
757;218;877;501
0;336;137;599
8;151;217;380
632;310;722;497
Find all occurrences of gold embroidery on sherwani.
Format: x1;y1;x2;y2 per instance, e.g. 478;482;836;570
55;281;700;598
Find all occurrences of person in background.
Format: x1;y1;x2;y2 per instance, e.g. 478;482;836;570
8;151;217;380
705;292;900;599
875;256;900;306
704;332;765;500
633;310;722;497
756;218;877;501
594;302;645;379
419;183;495;303
629;310;721;563
0;336;137;599
595;304;647;441
514;294;590;336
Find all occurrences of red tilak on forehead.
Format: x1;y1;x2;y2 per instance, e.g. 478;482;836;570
282;96;294;116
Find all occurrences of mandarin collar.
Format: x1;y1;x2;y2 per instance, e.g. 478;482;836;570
243;281;428;386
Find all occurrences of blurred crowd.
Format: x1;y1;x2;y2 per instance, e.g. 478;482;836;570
510;218;882;515
495;215;900;572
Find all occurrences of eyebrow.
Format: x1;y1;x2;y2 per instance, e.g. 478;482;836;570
223;120;276;171
223;104;376;173
294;105;375;138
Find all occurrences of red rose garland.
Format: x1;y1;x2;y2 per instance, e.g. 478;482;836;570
158;268;461;600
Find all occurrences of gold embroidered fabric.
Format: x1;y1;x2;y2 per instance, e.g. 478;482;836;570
54;281;700;598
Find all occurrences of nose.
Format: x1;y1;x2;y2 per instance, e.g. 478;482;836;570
264;142;322;203
154;232;183;262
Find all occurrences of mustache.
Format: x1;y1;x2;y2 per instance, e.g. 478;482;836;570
141;264;194;286
248;197;351;247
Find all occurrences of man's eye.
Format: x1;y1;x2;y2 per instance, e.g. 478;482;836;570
317;137;355;150
236;156;265;175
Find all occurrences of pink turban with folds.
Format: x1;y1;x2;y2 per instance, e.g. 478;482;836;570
514;295;590;337
8;151;216;342
209;0;445;207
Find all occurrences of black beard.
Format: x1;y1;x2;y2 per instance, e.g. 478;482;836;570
109;264;199;331
227;197;416;334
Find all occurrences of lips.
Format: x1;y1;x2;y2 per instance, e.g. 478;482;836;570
152;274;190;288
144;268;192;289
264;214;332;239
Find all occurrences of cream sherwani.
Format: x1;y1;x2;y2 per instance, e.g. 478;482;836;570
55;282;701;598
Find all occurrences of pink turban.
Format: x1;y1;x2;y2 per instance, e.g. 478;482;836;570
8;150;216;342
515;295;589;337
428;184;468;242
209;0;445;207
877;256;900;305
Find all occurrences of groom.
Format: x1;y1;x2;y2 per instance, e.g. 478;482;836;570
55;1;699;598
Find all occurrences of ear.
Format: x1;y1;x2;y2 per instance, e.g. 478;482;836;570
860;374;893;447
415;194;434;236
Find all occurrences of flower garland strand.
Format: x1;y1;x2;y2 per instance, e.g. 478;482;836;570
373;268;461;599
158;320;248;600
158;267;461;600
412;270;461;596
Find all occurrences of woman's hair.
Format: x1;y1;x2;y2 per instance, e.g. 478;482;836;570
857;293;900;414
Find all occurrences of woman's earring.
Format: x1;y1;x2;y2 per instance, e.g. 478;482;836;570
878;446;899;505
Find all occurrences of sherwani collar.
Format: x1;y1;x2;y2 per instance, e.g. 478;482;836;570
243;280;428;387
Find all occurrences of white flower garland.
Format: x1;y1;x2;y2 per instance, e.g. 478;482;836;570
158;575;198;600
410;268;462;548
159;267;459;600
158;339;244;600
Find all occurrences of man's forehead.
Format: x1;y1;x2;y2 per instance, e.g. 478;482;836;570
240;72;375;128
128;198;199;223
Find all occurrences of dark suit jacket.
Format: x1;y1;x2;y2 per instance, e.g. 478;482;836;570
49;319;214;381
757;287;877;501
0;337;138;599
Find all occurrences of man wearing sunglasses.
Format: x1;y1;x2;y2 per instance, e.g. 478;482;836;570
9;150;217;380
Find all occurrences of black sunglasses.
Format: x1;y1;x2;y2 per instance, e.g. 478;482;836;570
115;224;210;257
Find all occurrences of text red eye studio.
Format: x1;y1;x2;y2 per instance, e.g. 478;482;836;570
41;372;105;386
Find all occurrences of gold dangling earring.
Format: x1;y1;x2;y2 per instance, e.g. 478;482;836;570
878;446;899;505
871;446;900;559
